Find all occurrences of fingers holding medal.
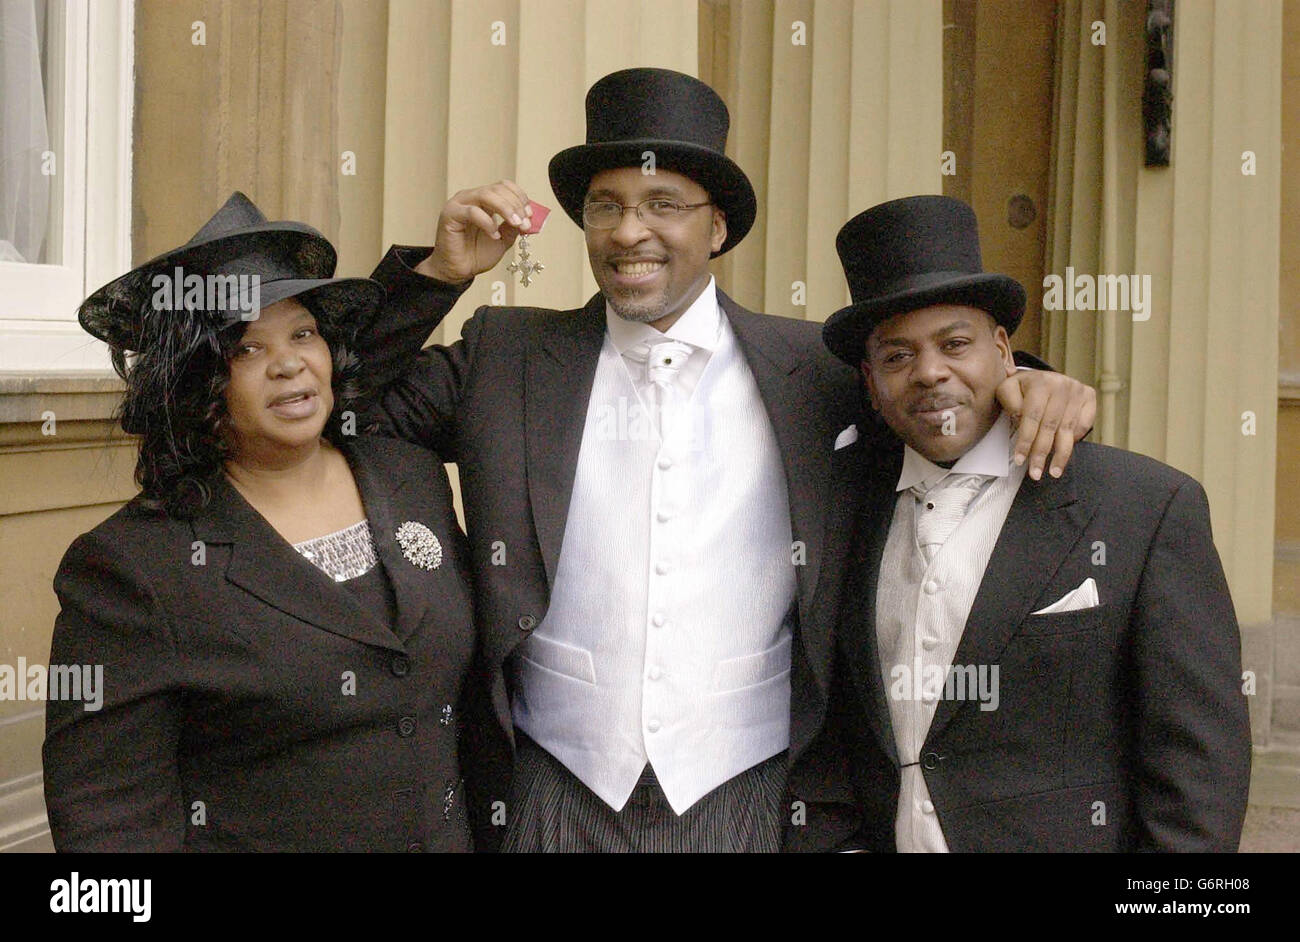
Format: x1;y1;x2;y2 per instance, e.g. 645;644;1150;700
417;180;542;284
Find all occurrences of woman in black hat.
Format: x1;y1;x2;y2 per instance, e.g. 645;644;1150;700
42;193;479;852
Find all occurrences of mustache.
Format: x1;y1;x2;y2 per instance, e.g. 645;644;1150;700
908;394;966;414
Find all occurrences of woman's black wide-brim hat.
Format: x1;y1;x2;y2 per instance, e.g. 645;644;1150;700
78;191;383;354
548;68;756;257
822;195;1026;366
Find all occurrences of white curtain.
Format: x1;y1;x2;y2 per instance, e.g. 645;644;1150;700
0;0;50;263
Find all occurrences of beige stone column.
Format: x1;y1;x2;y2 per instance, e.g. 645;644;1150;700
1139;0;1280;636
1046;0;1282;741
1043;0;1145;442
335;0;390;276
707;0;944;321
377;0;452;260
133;0;343;261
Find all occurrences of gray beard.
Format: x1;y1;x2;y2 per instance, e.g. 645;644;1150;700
607;297;664;324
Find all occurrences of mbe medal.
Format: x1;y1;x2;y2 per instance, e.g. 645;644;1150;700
507;200;550;287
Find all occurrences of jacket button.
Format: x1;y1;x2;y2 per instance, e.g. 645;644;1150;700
922;752;944;771
391;655;411;677
398;716;416;737
407;842;425;853
518;614;537;631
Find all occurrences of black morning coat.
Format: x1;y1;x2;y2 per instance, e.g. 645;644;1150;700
822;435;1252;851
358;247;1249;852
43;436;478;851
356;247;866;850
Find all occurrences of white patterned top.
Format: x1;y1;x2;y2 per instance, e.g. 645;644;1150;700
292;519;378;582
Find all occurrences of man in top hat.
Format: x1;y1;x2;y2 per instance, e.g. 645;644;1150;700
816;195;1252;852
353;70;1095;852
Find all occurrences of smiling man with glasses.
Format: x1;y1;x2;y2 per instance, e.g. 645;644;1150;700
581;170;720;329
351;67;1096;853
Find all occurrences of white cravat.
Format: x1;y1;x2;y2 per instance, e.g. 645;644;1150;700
910;474;992;564
622;339;695;440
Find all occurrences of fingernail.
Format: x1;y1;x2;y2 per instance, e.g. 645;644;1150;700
1014;453;1026;466
1050;466;1062;478
1030;465;1042;480
510;214;522;226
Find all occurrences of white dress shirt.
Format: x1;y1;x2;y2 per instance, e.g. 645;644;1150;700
511;277;797;814
875;412;1027;851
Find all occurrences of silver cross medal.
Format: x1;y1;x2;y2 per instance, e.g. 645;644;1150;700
506;235;544;286
506;200;550;287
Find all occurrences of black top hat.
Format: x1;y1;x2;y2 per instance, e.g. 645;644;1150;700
821;195;1026;366
79;192;383;353
548;68;756;256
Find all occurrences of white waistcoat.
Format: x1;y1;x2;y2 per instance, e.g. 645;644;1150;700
511;301;796;814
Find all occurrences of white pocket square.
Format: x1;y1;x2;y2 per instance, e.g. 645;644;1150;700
1031;577;1100;615
834;424;859;451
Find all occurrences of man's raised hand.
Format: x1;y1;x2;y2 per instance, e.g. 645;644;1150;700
414;180;534;284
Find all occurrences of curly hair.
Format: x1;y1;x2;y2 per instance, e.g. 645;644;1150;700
108;298;363;519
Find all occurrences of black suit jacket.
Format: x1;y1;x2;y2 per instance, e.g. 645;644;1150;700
827;437;1252;852
43;436;479;852
356;248;865;849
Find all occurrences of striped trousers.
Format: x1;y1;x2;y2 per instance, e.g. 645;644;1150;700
500;734;788;853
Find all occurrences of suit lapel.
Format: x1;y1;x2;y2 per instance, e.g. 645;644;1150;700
723;295;834;691
346;441;427;644
843;445;904;767
525;295;607;588
193;466;404;652
924;463;1097;743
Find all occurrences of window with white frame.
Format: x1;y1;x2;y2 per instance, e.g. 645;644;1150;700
0;0;133;372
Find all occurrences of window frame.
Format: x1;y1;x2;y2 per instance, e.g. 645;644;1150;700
0;0;133;372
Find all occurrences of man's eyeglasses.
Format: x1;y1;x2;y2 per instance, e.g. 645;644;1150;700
582;198;713;230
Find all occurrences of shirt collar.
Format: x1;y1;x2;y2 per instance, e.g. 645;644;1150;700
605;276;721;356
895;411;1015;492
